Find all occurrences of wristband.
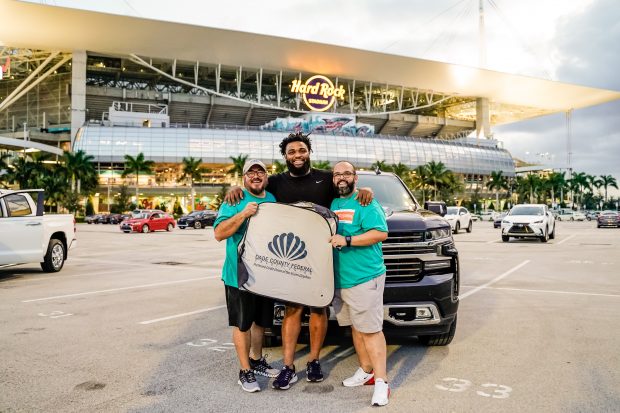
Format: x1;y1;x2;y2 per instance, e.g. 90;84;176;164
345;235;352;247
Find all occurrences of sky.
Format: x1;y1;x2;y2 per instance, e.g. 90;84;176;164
26;0;620;194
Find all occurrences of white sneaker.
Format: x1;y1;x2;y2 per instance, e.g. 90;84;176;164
342;367;374;387
371;379;390;406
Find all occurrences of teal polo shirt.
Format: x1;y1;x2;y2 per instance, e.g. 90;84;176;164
331;191;388;288
214;189;276;287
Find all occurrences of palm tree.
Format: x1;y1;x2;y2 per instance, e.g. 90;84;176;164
122;153;155;199
271;160;287;174
63;150;95;194
598;174;618;203
426;161;451;200
180;157;209;211
228;154;249;183
411;164;431;203
546;171;567;207
569;172;589;209
371;160;390;172
0;153;11;187
5;156;36;189
486;171;508;210
311;160;331;170
390;162;410;179
523;173;541;204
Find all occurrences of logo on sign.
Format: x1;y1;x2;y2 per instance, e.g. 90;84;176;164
290;75;345;112
268;232;307;261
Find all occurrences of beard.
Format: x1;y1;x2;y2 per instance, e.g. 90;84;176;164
245;179;265;196
286;158;311;176
336;180;355;196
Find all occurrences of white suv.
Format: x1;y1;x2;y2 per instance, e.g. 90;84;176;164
501;204;556;243
445;206;473;234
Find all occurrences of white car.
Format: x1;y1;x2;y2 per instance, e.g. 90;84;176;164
501;204;556;243
555;210;586;221
445;206;473;234
478;210;498;221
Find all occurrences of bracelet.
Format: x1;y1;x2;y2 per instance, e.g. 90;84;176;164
345;235;352;247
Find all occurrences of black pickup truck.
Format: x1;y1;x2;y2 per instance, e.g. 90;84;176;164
266;171;459;346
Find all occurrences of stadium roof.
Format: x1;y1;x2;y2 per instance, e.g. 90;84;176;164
2;0;620;124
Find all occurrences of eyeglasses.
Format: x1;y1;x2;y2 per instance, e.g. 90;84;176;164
245;170;266;178
333;171;355;179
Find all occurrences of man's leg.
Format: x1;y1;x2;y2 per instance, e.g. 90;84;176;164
281;305;303;366
351;326;373;373
232;326;251;370
249;323;263;360
359;330;387;380
307;308;328;362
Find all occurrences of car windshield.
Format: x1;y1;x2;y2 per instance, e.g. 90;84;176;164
446;207;458;215
188;211;201;216
510;206;544;216
131;212;148;219
356;174;418;212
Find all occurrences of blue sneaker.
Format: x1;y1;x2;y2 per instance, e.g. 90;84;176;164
272;365;298;390
306;359;324;382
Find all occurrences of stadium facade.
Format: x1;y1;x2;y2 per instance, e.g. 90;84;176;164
2;2;620;211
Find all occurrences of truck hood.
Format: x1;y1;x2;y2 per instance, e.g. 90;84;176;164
384;208;450;231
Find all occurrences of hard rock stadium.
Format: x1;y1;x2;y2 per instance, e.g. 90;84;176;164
1;1;619;210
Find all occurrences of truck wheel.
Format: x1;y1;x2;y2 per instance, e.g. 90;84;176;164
466;220;472;233
454;222;460;234
502;235;509;242
40;239;65;272
142;225;150;233
262;335;282;347
419;316;457;346
194;221;202;229
166;223;174;232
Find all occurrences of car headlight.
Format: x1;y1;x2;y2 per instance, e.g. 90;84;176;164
425;227;452;241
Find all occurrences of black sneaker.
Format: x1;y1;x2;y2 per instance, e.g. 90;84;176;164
238;369;260;393
306;359;324;382
250;355;279;378
272;365;298;390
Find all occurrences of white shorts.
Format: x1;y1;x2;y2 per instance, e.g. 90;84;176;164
332;274;385;334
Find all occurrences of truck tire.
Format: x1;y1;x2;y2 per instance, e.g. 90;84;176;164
419;316;457;346
40;239;65;273
502;235;509;242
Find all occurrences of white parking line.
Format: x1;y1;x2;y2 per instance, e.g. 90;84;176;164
556;234;577;246
21;276;220;303
459;260;530;300
462;286;620;298
139;304;226;325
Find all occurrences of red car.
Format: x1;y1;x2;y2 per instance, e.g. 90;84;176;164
120;211;175;233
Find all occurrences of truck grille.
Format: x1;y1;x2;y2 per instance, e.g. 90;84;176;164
382;231;425;283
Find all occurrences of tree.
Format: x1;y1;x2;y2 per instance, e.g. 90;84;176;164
228;154;249;183
0;153;11;188
121;153;155;200
181;157;209;211
598;174;618;203
63;150;95;194
523;173;541;204
272;160;287;174
42;169;70;212
486;171;508;210
411;164;431;203
390;163;411;183
371;160;390;172
311;160;331;170
546;171;567;206
85;198;95;216
112;185;133;213
426;161;451;200
569;172;589;209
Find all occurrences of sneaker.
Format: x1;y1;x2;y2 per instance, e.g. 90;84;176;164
250;355;279;378
306;359;324;382
238;369;260;393
342;367;375;387
371;379;390;406
272;365;298;390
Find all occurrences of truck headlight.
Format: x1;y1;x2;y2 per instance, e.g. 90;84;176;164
425;227;451;241
424;260;452;270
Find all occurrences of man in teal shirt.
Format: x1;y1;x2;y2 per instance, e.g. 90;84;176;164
214;159;278;393
329;161;390;407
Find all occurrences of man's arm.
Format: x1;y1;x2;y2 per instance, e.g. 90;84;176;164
214;202;258;241
355;187;374;206
330;229;387;249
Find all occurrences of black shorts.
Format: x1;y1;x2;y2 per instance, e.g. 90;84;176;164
225;286;274;332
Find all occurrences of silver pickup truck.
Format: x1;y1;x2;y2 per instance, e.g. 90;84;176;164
0;189;76;272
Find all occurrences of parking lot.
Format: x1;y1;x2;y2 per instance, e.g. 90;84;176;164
1;220;619;412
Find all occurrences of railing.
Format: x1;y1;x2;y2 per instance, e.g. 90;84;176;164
111;101;168;115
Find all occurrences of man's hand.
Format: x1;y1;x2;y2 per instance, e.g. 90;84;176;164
242;202;259;218
355;187;374;206
329;234;347;250
223;186;244;205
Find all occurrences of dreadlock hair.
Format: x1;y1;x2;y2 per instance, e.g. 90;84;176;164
279;131;313;157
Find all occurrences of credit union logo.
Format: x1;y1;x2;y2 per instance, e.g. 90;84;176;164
290;75;345;112
268;232;308;261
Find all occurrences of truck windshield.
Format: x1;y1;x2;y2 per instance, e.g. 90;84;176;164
356;174;418;212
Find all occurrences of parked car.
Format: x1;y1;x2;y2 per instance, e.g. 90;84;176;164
0;189;76;272
99;213;124;224
586;211;601;221
478;210;497;221
501;204;556;242
493;212;508;228
85;213;104;224
177;210;217;229
444;206;473;233
120;211;175;233
597;210;620;228
555;209;586;221
265;171;460;347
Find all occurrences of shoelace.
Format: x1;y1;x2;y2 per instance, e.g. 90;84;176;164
278;367;294;382
242;370;257;383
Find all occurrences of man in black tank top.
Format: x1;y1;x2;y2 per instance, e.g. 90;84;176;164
225;132;373;390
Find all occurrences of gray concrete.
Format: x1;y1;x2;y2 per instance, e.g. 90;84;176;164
1;220;618;412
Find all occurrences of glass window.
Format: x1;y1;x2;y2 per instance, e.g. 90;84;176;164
6;194;32;217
